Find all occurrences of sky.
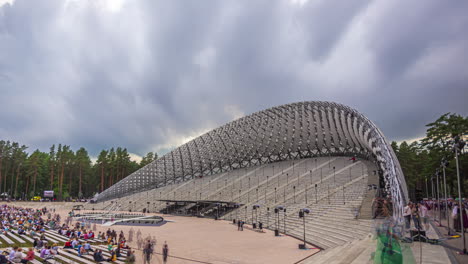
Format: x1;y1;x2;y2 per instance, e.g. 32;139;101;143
0;0;467;161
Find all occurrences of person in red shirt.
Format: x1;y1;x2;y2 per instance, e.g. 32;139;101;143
20;248;35;263
64;240;73;249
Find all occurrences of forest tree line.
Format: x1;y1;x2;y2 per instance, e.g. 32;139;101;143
0;142;157;200
0;113;466;201
391;113;467;200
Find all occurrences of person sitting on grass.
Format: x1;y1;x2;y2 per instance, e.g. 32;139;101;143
107;242;114;252
17;226;25;235
76;242;83;257
44;246;54;260
51;244;59;255
93;250;105;262
9;247;18;261
0;251;8;264
125;250;136;264
106;250;117;262
84;241;93;253
21;248;35;264
64;239;73;249
10;247;22;263
72;238;79;248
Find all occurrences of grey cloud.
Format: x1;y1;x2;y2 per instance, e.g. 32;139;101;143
0;0;467;157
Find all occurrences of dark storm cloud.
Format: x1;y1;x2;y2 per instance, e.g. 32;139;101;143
0;0;467;158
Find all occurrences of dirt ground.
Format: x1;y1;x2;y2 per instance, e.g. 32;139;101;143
8;202;319;264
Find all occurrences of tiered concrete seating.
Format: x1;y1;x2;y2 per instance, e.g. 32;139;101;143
5;232;26;244
88;156;378;254
0;234;14;245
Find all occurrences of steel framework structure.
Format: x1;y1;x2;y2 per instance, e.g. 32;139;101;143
96;101;408;220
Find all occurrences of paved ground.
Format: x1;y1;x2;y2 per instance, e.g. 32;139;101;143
8;202;457;264
10;203;318;264
408;220;452;264
430;210;468;264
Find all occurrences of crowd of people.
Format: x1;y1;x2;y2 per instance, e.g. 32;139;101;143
402;199;468;232
0;205;61;262
0;204;174;263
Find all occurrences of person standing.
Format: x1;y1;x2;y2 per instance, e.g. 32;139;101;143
419;202;429;230
411;203;421;230
143;243;153;264
128;227;134;243
403;203;412;230
453;204;461;232
125;250;136;264
162;242;169;264
136;229;142;241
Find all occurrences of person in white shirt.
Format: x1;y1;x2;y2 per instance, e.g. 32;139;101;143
403;202;412;230
418;202;429;230
8;247;17;261
71;238;79;248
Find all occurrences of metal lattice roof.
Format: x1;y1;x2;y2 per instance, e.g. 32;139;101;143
96;101;408;220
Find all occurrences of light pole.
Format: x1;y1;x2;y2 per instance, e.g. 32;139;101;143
425;177;429;199
283;208;287;235
267;207;270;229
293;186;296;203
305;185;308;204
453;136;466;255
436;169;441;226
343;185;345;205
441;158;451;235
431;176;435;200
275;187;277;203
253;204;260;227
297;172;300;187
248;177;251;202
284;186;286;203
333;166;336;186
315;184;318;204
275;206;283;236
299;208;310;249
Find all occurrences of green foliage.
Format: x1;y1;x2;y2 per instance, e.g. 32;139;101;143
140;151;157;167
394;113;468;199
0;140;157;200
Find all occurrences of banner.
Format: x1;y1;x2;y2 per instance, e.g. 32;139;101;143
43;190;54;198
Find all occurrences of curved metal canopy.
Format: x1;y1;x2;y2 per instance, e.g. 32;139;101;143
97;101;408;219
